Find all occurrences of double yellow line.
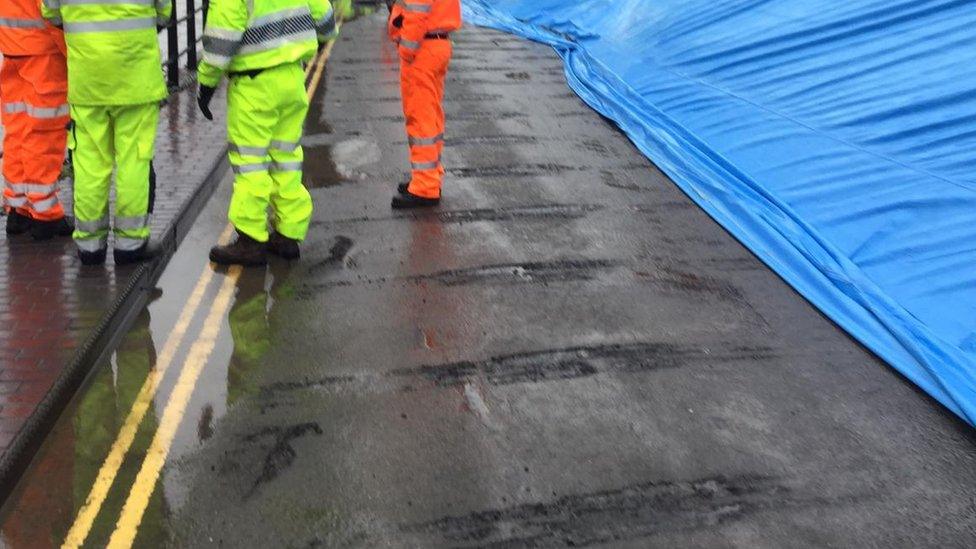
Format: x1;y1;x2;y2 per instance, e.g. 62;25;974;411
61;224;240;548
62;43;335;548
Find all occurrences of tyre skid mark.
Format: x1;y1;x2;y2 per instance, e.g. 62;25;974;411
294;258;747;303
328;111;527;124
258;341;777;396
331;92;505;104
310;204;603;227
397;475;864;547
404;259;620;286
446;163;577;178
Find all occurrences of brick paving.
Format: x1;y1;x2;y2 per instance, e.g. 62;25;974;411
0;86;227;463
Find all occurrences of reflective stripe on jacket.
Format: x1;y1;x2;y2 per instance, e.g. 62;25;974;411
387;0;461;51
41;0;171;105
0;0;65;56
198;0;336;88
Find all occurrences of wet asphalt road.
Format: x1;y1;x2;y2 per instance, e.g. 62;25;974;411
4;12;976;548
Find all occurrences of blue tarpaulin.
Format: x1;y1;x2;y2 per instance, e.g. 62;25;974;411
462;0;976;425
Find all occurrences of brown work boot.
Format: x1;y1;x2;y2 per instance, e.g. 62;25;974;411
209;231;268;266
267;232;300;260
5;210;31;235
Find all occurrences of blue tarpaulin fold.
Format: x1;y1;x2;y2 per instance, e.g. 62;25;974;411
462;0;976;425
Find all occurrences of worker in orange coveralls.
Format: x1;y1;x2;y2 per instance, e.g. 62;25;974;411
387;0;461;209
0;0;73;239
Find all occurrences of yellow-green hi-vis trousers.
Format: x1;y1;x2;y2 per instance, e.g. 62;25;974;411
227;62;313;243
70;103;159;253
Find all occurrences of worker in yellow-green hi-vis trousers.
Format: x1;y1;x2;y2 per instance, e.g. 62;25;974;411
42;0;171;265
197;0;337;266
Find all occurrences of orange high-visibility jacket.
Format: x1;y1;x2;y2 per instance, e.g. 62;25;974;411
0;0;66;56
388;0;461;55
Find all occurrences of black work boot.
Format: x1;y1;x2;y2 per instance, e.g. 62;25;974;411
209;231;268;266
267;232;300;260
31;216;74;241
391;189;440;209
114;241;158;266
78;247;107;266
5;210;31;235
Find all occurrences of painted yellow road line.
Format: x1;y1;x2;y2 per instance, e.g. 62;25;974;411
81;29;336;548
107;266;242;549
305;51;319;79
306;18;343;80
61;224;235;549
307;38;336;100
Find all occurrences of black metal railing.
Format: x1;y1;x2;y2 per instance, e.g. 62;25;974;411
161;0;209;89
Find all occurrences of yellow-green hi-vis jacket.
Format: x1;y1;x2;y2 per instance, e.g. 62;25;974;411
41;0;171;105
198;0;337;88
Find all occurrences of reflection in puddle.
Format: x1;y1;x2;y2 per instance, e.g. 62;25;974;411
0;309;168;547
0;260;299;547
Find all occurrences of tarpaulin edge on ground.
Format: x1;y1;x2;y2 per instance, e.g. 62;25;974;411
461;1;976;426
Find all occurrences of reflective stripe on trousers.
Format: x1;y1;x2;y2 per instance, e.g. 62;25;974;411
230;160;304;173
227;140;300;155
115;236;148;251
4;195;28;208
228;143;269;157
231;161;272;175
410;160;439;171
271;140;300;152
75;214;109;234
227;141;301;163
29;193;61;213
271;161;302;172
70;103;159;250
115;214;149;231
3;189;62;214
401;40;451;199
226;62;312;242
3;101;70;119
408;133;443;147
5;181;60;195
0;52;69;220
76;236;108;252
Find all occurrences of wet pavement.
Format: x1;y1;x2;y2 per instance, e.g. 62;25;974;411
0;83;227;486
2;11;976;548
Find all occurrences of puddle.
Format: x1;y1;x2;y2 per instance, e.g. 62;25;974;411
303;138;380;188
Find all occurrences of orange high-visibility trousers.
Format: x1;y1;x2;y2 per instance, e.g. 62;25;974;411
1;53;69;220
401;39;452;199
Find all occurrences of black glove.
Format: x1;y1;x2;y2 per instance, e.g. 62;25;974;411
198;85;216;121
392;14;403;28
